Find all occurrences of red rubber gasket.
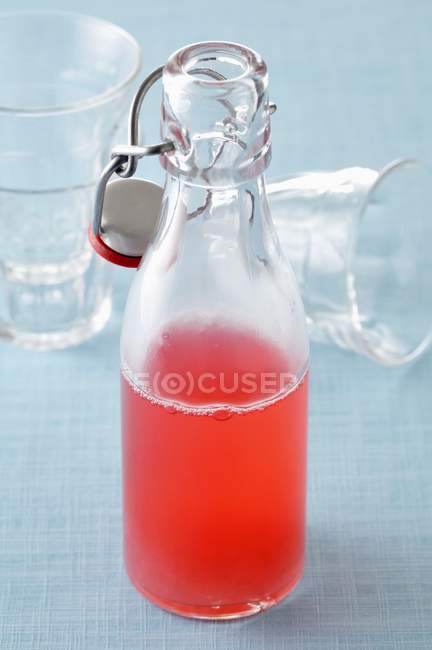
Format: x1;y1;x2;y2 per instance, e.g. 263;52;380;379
88;225;142;268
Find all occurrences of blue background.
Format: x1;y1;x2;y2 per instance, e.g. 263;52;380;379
1;1;432;648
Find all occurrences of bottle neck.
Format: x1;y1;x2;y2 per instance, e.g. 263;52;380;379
160;173;269;218
159;139;272;188
154;173;280;270
160;42;272;187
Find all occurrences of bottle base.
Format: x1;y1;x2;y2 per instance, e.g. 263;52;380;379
126;569;303;620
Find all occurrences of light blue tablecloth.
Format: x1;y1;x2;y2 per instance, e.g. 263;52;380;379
1;1;432;648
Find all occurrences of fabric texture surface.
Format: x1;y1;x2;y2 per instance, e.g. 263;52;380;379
1;0;432;648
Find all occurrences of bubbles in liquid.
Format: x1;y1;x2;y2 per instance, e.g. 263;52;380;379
121;364;308;418
212;408;234;421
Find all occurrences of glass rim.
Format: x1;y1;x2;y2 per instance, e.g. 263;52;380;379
0;10;142;115
348;157;432;365
165;40;267;87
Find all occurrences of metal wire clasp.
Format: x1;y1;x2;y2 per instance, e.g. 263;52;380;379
92;65;175;237
92;63;278;239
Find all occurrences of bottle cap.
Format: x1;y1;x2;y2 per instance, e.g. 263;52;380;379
89;177;163;268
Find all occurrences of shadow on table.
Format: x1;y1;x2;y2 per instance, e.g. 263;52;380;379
228;526;430;639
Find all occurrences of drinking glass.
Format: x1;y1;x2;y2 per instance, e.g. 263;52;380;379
0;11;141;349
268;158;432;365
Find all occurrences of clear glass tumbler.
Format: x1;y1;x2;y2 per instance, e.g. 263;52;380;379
0;11;141;349
268;158;432;365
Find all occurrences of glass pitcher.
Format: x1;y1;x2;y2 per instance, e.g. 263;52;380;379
93;41;309;619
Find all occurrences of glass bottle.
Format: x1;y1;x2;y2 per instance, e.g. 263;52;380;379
120;42;309;619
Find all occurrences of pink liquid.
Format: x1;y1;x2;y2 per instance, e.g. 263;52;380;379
121;322;308;618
